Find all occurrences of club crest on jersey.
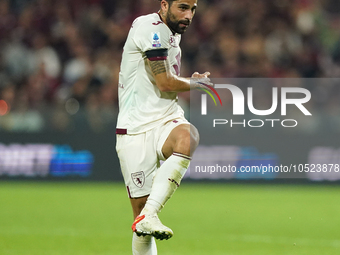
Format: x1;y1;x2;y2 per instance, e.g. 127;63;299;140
152;32;161;47
170;35;179;47
131;171;145;188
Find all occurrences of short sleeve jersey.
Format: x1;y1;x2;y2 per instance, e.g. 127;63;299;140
116;13;184;134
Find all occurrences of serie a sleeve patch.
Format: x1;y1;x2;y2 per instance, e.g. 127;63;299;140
151;32;162;47
145;48;168;61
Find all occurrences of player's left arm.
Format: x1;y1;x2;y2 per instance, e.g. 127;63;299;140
145;49;211;92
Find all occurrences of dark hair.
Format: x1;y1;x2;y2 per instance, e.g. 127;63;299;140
158;0;176;4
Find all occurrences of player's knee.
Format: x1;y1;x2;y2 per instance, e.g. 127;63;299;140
174;125;199;157
190;125;199;154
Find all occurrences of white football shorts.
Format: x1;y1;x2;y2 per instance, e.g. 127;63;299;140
116;117;189;198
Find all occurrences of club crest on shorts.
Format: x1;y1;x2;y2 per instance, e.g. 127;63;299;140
131;171;145;188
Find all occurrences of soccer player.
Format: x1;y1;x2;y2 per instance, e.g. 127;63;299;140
116;0;211;254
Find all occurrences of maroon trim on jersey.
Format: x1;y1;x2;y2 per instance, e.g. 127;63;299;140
145;48;168;61
157;12;164;24
148;56;167;61
116;128;127;134
126;186;132;199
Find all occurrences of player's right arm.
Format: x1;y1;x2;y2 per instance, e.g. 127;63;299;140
145;50;211;92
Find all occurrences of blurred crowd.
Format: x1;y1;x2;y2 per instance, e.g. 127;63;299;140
0;0;340;133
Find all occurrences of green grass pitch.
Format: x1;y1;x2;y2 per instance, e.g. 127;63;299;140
0;181;339;255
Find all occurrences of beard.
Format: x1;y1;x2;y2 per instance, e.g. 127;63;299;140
165;9;191;34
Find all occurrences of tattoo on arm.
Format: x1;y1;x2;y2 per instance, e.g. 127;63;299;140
149;60;169;76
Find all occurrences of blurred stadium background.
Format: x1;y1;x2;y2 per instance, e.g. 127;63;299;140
0;0;340;254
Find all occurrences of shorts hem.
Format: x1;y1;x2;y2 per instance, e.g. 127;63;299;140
127;188;151;199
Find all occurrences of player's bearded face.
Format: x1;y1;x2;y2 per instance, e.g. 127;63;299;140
165;7;191;34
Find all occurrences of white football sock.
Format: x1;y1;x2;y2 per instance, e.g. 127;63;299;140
141;152;191;215
132;232;157;255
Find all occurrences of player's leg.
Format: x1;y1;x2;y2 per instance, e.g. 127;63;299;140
130;196;157;255
132;232;157;255
130;195;148;219
116;133;158;255
162;123;199;158
136;122;199;239
145;124;199;212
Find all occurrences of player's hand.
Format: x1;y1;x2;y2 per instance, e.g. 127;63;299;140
190;71;214;91
191;71;210;79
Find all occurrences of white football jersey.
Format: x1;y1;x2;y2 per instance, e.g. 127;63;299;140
116;13;185;134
